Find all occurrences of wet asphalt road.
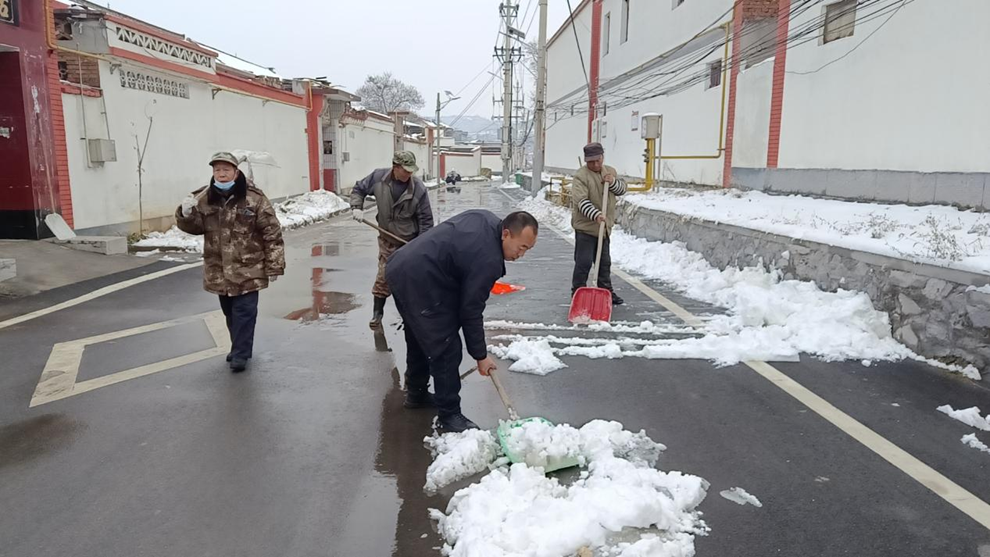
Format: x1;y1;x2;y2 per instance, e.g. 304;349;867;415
0;182;988;556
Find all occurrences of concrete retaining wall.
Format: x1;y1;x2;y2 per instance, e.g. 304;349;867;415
617;203;990;378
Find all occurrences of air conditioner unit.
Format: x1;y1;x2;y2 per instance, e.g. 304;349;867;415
341;152;350;162
88;139;117;163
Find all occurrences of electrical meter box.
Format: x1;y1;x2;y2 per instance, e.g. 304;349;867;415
641;113;661;139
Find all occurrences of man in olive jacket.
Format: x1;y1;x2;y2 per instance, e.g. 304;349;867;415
570;142;627;305
350;151;434;328
175;152;285;372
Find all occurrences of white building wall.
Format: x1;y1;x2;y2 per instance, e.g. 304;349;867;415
444;153;481;177
338;116;395;193
730;59;774;169
778;0;990;173
545;0;733;184
481;154;501;173
62;59;309;232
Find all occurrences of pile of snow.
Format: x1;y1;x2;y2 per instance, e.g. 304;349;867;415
489;338;567;375
134;227;204;252
962;434;990;455
625;188;990;273
511;192;981;379
428;420;708;557
424;429;500;494
274;190;351;229
937;405;990;431
500;181;522;190
134;191;351;253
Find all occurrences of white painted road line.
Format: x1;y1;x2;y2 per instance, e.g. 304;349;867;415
499;186;990;531
0;262;202;331
30;311;230;407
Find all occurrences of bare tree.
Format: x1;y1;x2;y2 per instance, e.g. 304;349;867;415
355;72;425;113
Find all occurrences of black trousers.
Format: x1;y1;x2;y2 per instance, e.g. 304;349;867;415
394;296;463;418
572;231;613;294
218;291;259;361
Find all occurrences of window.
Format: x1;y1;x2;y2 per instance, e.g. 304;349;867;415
601;120;608;138
707;60;722;89
603;12;611;56
620;0;630;44
672;0;686;9
823;0;856;44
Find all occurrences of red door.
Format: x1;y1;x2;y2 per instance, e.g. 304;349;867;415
0;50;36;238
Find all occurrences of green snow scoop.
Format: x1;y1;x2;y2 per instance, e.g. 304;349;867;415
488;368;581;473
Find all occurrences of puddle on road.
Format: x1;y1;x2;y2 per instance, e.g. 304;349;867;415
0;414;84;470
283;291;358;322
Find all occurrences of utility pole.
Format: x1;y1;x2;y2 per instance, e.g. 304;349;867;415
436;92;442;186
500;0;516;183
531;0;549;193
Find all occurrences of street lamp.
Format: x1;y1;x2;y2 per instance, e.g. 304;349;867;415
436;91;460;185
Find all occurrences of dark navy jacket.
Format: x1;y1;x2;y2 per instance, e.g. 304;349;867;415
385;210;506;360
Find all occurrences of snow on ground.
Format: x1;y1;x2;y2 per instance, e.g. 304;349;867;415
512;192;982;379
427;420;708;557
424;429;500;494
134;190;351;253
500;181;522;190
486;320;700;336
962;434;990;455
489;338;567;375
719;487;763;508
625;188;990;275
936;405;990;431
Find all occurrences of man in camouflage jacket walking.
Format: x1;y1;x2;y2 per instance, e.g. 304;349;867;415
175;152;285;372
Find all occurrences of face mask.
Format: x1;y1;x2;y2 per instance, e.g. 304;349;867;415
214;179;236;191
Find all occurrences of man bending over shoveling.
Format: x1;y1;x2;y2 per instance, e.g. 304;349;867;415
386;210;539;433
350;151;434;328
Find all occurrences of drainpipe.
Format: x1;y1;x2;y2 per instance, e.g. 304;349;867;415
587;0;603;143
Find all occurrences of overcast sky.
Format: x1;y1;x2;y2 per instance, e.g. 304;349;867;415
94;0;573;120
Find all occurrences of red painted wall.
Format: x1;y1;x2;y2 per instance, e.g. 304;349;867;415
306;89;324;191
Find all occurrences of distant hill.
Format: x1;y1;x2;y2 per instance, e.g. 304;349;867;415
440;115;497;135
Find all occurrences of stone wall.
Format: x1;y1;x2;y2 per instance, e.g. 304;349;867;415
616;204;990;378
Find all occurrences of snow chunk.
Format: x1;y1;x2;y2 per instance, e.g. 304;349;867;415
274;190;351;229
490;338;567;375
134;227;203;252
936;405;990;431
961;434;990;455
423;429;500;494
500;181;522;190
719;487;763;508
430;420;706;557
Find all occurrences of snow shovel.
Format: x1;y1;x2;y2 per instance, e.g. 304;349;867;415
567;185;613;323
489;368;580;473
360;218;525;296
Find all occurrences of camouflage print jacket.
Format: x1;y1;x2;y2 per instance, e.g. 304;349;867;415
175;173;285;296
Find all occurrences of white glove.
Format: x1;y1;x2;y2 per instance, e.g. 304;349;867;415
352;209;364;222
181;195;196;217
268;275;278;283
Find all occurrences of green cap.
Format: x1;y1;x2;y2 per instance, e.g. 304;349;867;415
392;151;419;173
209;151;240;167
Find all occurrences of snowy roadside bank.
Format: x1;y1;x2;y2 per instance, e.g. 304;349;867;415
625;188;990;274
505;192;980;380
134;190;351;253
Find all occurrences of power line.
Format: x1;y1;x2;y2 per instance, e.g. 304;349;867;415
565;0;591;92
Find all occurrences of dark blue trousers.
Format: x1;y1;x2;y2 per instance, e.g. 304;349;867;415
218;291;259;361
394;297;463;418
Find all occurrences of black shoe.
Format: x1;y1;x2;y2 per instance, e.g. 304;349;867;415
611;293;624;306
226;352;232;362
403;391;436;409
369;296;386;328
438;413;479;433
230;358;248;373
